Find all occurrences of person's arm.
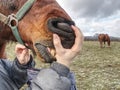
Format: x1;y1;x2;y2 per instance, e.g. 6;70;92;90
0;55;34;89
27;26;83;90
28;62;71;90
10;44;34;89
10;55;34;89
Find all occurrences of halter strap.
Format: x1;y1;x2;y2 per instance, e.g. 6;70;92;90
0;13;8;24
0;0;36;45
16;0;36;21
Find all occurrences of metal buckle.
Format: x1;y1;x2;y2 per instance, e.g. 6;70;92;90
7;14;18;27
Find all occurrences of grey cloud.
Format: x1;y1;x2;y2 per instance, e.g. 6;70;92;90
60;0;120;19
57;0;120;37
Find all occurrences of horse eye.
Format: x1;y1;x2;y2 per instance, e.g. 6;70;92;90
9;4;17;11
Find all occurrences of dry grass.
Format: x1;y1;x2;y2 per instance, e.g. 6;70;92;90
71;41;120;90
6;41;120;90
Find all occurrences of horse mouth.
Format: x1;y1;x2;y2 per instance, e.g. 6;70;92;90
47;18;75;48
35;18;75;63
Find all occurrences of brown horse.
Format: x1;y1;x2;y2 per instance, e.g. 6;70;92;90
98;34;111;48
0;0;75;63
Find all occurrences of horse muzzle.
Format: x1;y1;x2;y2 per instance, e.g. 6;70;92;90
35;18;75;63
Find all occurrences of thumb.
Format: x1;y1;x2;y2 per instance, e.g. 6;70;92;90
53;34;63;52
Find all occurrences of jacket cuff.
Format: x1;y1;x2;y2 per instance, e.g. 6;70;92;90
14;55;35;69
50;62;70;77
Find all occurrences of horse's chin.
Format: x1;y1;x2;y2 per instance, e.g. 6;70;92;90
34;43;56;63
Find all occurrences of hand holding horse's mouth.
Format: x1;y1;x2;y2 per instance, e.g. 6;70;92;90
35;18;75;63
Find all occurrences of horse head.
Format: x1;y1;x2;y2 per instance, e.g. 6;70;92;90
0;0;75;63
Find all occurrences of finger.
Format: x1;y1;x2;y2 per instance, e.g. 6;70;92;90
15;44;26;51
53;34;64;52
71;25;84;51
15;44;27;54
19;49;30;63
16;43;26;48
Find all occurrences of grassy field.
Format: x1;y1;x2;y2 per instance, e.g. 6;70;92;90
6;41;120;90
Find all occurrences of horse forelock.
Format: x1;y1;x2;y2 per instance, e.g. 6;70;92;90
0;0;15;7
0;0;19;11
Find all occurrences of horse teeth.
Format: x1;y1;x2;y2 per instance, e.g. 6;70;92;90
48;48;56;57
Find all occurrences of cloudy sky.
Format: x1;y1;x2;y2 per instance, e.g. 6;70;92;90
57;0;120;37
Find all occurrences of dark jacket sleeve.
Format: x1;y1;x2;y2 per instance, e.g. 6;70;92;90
2;55;35;89
28;62;71;90
11;55;35;89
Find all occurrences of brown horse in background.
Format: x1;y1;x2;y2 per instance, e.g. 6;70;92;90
0;0;76;63
98;34;111;48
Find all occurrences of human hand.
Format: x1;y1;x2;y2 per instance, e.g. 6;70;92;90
53;25;84;67
15;44;30;65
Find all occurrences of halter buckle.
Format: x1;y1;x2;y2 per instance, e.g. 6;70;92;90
7;14;18;27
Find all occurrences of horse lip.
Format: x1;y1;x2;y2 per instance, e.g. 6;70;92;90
47;17;75;49
34;43;56;63
47;17;75;39
47;18;75;36
47;17;75;26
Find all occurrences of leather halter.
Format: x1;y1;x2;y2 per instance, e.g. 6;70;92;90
0;0;36;45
